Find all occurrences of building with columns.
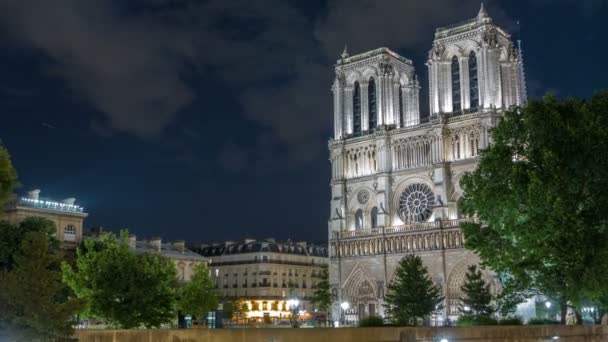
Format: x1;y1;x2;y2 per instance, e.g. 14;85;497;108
328;4;526;323
4;189;88;248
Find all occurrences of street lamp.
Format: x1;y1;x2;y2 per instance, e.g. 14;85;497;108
340;301;350;326
545;301;552;309
287;298;300;328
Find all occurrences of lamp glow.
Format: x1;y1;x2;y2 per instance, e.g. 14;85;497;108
340;301;350;310
545;301;551;309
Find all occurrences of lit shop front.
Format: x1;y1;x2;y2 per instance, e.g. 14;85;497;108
241;300;311;322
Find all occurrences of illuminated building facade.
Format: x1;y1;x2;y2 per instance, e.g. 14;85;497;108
198;239;328;322
328;4;526;322
4;189;88;248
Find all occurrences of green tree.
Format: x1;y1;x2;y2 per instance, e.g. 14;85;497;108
460;265;495;318
0;146;18;213
460;92;608;323
178;263;218;324
231;299;247;324
384;254;443;326
0;217;59;271
311;265;332;326
62;231;177;328
0;231;82;341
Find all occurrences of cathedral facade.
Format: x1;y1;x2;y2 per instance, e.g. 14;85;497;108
328;5;526;323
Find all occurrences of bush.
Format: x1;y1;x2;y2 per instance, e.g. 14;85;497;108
498;316;523;325
456;315;498;327
359;316;384;327
527;318;561;325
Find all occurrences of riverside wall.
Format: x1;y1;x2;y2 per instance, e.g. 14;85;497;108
76;325;608;342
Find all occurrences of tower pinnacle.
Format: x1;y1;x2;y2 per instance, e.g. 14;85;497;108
478;2;489;19
341;45;349;59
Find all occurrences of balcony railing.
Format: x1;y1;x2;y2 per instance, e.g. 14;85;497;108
332;219;475;240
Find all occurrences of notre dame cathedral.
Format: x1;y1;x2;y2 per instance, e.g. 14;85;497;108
328;4;526;323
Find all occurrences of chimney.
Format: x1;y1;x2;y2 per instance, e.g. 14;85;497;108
128;235;136;249
62;198;76;205
28;189;41;200
149;237;161;252
173;240;185;254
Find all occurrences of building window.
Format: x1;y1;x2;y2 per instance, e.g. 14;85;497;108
453;135;461;160
371;207;378;228
470;137;480;157
469;51;479;110
178;263;186;281
368;77;377;130
451;56;461;113
262;255;268;263
355;209;363;230
353;81;361;134
63;225;77;242
399;86;404;126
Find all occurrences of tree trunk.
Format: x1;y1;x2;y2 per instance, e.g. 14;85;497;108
560;304;567;324
601;313;608;325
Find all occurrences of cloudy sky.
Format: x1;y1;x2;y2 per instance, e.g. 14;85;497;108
0;0;606;243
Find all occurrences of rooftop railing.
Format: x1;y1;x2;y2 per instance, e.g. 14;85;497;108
16;197;84;213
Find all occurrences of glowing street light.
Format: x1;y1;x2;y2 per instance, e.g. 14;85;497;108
340;301;350;311
340;301;350;326
287;299;299;309
545;301;552;309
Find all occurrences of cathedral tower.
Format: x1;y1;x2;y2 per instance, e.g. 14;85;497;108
427;3;526;117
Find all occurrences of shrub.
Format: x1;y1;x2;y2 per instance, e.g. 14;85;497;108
498;316;523;325
359;315;384;327
527;318;560;325
456;315;498;327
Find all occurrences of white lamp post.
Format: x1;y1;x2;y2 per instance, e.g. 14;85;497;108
340;301;350;325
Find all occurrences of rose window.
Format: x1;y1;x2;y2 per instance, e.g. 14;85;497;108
399;183;435;222
357;190;369;204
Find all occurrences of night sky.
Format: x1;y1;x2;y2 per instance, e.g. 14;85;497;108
0;0;606;244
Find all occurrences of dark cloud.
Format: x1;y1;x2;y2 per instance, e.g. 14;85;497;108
0;0;196;138
0;0;511;162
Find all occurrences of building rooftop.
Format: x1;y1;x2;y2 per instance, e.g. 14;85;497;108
337;47;412;66
7;189;86;215
199;238;328;258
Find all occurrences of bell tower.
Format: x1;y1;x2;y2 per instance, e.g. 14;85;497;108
427;3;526;118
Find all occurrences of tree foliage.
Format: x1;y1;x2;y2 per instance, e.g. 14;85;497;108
178;263;218;320
0;146;18;213
460;92;608;320
0;217;59;271
311;265;332;318
0;230;82;341
460;265;495;318
384;254;443;326
62;231;177;328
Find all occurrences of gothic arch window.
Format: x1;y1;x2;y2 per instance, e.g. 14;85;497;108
399;86;404;126
469;51;479;110
63;225;77;242
353;82;362;134
368;78;377;130
451;56;461;113
470;135;480;157
355;209;364;230
371;207;378;228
